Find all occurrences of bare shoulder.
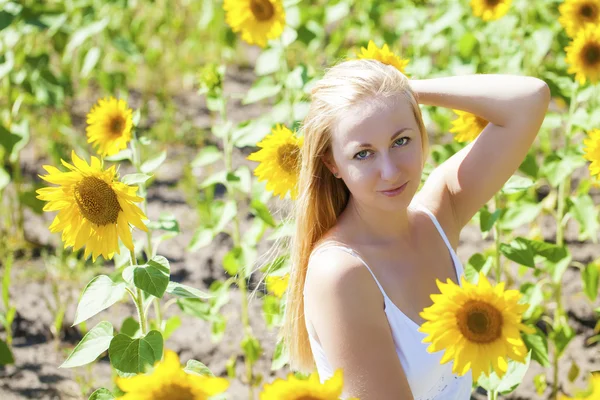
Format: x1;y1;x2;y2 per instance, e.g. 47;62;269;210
304;247;414;398
412;168;461;250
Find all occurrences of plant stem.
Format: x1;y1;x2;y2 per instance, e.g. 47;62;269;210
219;94;254;399
550;81;579;400
493;194;502;283
129;249;147;335
488;390;498;400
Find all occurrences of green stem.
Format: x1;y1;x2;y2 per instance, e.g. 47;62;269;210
219;94;253;398
129;250;147;335
488;390;498;400
493;194;502;283
550;81;579;400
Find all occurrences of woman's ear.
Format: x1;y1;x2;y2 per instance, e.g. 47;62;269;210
320;151;337;175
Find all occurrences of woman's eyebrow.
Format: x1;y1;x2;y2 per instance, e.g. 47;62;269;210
355;127;412;148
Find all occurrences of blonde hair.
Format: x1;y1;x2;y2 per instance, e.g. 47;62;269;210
279;58;430;373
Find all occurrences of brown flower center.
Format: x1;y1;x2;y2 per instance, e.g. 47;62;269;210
485;0;500;6
277;143;301;174
151;383;195;400
109;116;126;137
457;300;503;344
74;176;121;226
580;4;597;20
250;0;274;21
583;43;600;66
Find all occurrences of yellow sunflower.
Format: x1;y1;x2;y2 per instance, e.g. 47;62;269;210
260;368;357;400
355;40;410;74
36;151;148;262
418;271;535;380
86;97;133;158
116;350;229;400
470;0;512;21
559;0;600;38
565;25;600;85
559;371;600;399
247;124;303;200
266;273;289;298
449;110;488;142
223;0;286;48
583;129;600;181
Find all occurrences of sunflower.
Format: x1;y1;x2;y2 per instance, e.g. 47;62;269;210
449;110;488;142
418;271;535;379
559;371;600;399
223;0;285;48
260;368;357;400
583;129;600;181
116;350;229;400
355;40;410;74
86;97;133;158
565;25;600;85
266;273;289;298
470;0;512;21
559;0;600;38
247;124;303;200
36;151;148;262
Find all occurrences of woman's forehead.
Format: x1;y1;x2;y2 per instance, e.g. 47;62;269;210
332;97;415;145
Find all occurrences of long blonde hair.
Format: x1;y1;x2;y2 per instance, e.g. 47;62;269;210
280;58;430;373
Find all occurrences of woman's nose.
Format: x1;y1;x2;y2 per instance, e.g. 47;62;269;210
379;155;401;181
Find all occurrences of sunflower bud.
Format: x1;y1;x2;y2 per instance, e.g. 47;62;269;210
198;63;224;95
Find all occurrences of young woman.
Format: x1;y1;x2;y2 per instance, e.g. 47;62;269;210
281;59;550;399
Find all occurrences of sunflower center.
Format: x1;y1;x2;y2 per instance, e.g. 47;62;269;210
277;143;301;174
580;4;597;19
250;0;274;21
457;300;503;343
485;0;500;6
74;177;122;226
151;382;195;400
295;397;322;400
110;116;126;137
583;43;600;66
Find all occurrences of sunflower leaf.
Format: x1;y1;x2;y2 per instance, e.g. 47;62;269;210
133;256;170;298
108;330;163;374
60;321;114;368
121;173;152;186
184;359;214;377
140;150;167;174
0;339;14;365
73;275;127;326
88;388;115;400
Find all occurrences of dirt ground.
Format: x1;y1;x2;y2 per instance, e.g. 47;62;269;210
1;67;599;399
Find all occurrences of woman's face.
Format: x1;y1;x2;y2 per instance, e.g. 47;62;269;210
325;95;424;211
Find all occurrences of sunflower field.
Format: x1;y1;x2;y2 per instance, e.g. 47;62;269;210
0;0;600;399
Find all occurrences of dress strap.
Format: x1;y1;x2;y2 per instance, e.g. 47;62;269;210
412;203;454;255
308;245;388;297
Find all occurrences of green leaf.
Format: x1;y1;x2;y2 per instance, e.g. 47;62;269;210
250;199;276;227
60;321;114;368
121;173;152;186
0;167;9;191
188;227;214;251
502;174;534;195
476;351;532;394
146;213;180;233
567;360;580;383
120;317;141;338
0;124;21;156
211;314;226;342
192;146;222;168
109;330;163;373
458;31;477;59
140;150;167;174
177;298;212;320
551;315;575;357
522;329;550;368
214;200;237;233
166;282;212;299
88;388;115;400
570;194;599;243
271;339;288;371
241;334;262;365
81;47;101;78
0;339;14;365
162;316;181;340
65;18;110;60
184;359;214;376
582;263;599;302
255;47;282;76
223;247;242;275
243;77;282;105
104;149;132;162
499;238;536;268
479;208;501;232
500;202;543;231
134;256;170;298
325;0;350;24
73;275;127;325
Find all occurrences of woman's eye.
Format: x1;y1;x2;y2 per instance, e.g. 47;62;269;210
394;137;410;146
355;150;370;160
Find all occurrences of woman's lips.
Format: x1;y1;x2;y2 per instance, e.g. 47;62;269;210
379;182;408;197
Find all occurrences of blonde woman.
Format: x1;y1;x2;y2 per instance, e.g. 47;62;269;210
279;59;550;400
